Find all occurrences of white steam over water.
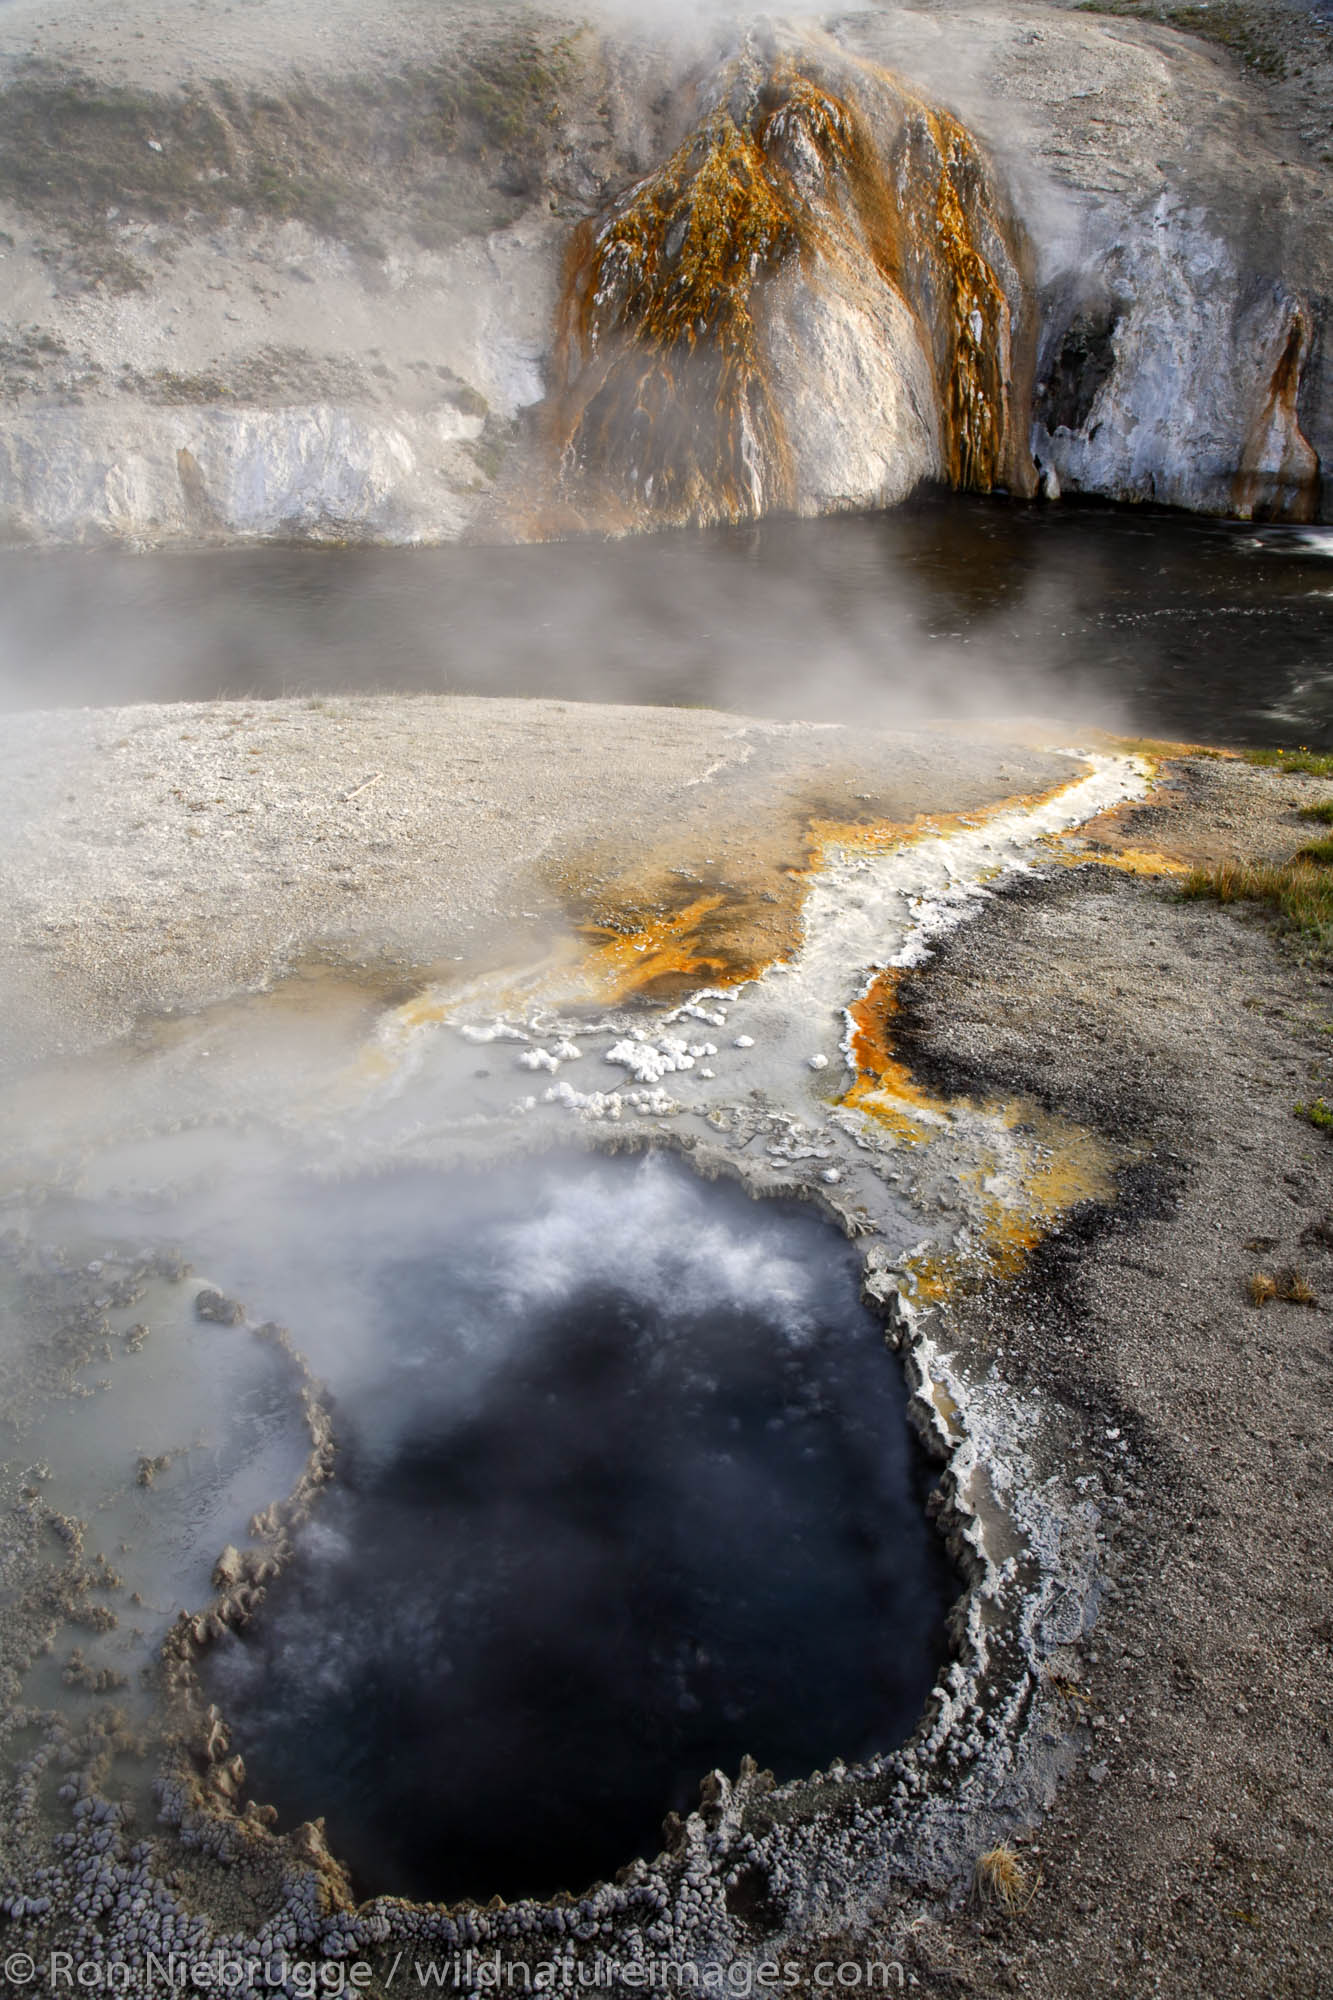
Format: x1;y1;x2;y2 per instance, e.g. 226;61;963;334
488;1153;826;1344
83;1153;845;1465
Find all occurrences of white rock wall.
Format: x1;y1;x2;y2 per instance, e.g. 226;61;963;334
763;258;943;516
0;4;1327;545
0;403;492;545
1033;200;1321;519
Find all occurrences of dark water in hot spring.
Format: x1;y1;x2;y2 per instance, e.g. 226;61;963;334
200;1155;952;1906
3;496;1331;744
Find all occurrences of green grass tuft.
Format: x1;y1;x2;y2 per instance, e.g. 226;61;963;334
1295;835;1333;867
1241;748;1333;776
1296;1098;1333;1133
1298;799;1333;827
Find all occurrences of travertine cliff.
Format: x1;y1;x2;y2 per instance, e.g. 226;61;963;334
0;0;1327;544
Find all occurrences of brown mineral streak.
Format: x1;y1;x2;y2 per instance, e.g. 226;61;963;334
546;46;1035;530
1232;302;1320;523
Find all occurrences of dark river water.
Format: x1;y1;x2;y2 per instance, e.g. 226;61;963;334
2;496;1331;745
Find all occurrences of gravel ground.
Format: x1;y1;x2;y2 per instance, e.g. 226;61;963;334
869;755;1333;1998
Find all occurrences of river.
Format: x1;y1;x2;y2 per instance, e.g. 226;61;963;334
2;495;1330;745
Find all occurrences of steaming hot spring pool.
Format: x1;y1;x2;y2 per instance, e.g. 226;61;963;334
173;1151;955;1904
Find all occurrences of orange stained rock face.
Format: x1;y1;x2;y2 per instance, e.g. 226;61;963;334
820;771;1131;1283
974;1112;1115;1260
1049;838;1189;878
568;757;1111;1010
566;769;1080;1009
842;970;945;1145
897;1250;954;1309
1048;768;1201;876
898;104;1015;493
1088;734;1234;761
806;802;999;867
350;757;1126;1309
550;86;802;527
901;1131;1114;1302
358;753;1122;1089
547;48;1034;529
802;752;1109;873
365;882;782;1029
895;1132;1115;1302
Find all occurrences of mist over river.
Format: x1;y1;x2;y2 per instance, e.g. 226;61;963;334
3;497;1331;745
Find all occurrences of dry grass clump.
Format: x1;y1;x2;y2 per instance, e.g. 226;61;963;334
1247;1269;1318;1308
972;1843;1036;1913
1180;859;1333;957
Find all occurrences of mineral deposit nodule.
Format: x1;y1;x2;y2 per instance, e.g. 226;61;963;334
203;1154;953;1904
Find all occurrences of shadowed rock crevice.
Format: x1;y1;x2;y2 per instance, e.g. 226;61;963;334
1035;301;1122;441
